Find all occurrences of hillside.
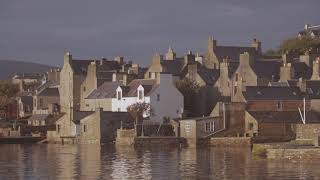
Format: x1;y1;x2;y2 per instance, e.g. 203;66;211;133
0;60;56;80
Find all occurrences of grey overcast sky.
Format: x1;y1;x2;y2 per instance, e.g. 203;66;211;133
0;0;319;66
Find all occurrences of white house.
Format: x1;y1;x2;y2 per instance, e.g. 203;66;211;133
84;73;184;122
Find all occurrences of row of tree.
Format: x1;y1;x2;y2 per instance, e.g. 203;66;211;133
264;36;320;57
0;81;19;108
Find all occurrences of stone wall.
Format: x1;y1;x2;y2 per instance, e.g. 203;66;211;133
209;137;252;147
267;148;320;161
134;137;186;148
295;124;320;140
116;129;136;146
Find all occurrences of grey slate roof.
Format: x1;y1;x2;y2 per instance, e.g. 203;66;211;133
160;59;185;75
244;86;303;100
180;62;219;85
214;46;257;62
86;82;122;99
38;87;59;97
28;114;49;121
73;111;95;123
253;60;281;80
247;111;320;123
126;79;157;97
86;79;158;99
306;80;320;99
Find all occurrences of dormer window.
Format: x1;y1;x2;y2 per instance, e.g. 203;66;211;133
138;90;143;100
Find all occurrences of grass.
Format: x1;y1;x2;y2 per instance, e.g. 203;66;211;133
252;144;268;158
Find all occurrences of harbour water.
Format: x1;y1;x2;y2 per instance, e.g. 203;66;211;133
0;144;319;179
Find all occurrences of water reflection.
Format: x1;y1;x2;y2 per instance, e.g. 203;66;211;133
0;144;320;179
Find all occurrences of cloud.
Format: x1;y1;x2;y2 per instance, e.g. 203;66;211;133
0;0;319;66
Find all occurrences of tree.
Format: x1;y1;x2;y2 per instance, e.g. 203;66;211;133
127;102;151;136
0;81;18;108
278;36;320;55
175;78;200;95
175;78;200;117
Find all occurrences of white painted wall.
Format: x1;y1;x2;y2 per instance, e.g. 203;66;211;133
149;74;184;122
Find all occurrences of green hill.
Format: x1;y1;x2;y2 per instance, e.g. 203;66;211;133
0;60;56;80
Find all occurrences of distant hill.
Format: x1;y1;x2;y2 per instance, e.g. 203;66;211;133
0;60;56;80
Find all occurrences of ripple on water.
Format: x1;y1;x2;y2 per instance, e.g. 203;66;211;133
0;144;320;179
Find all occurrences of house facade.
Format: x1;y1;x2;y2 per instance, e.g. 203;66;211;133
84;74;184;122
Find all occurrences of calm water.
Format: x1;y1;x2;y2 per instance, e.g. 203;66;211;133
0;144;319;180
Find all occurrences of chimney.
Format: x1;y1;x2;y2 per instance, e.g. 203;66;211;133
239;52;253;66
220;57;230;74
184;50;195;65
152;53;163;64
64;51;72;65
208;36;217;52
187;63;198;81
251;38;262;54
279;63;294;82
311;57;320;80
165;45;176;60
114;56;124;65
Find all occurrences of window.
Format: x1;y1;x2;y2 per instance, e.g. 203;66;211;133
39;98;43;107
249;123;254;130
157;94;160;101
234;86;238;94
117;91;122;100
277;101;282;110
155;72;158;79
83;86;86;92
205;122;215;132
57;125;60;133
83;125;87;132
149;72;152;78
86;104;89;107
138;90;143;100
235;73;239;81
118;108;121;112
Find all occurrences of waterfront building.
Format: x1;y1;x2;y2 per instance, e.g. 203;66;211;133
84;73;184;122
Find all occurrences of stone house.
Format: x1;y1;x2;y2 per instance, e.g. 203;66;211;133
84;74;184;122
242;86;309;138
33;84;60;115
79;108;133;144
298;24;320;39
144;48;194;82
16;95;33;118
12;73;45;93
203;36;261;69
48;108;133;144
179;116;222;146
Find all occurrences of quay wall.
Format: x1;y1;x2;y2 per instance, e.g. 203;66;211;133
295;124;320;140
208;137;252;147
267;148;320;161
134;137;186;148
